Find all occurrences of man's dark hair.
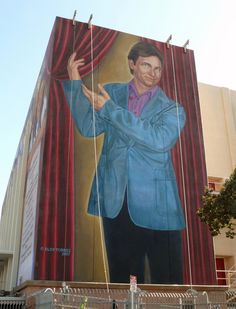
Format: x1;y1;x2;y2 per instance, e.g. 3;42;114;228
128;41;164;74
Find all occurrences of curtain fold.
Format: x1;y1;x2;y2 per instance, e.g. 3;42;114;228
51;19;118;79
35;17;118;280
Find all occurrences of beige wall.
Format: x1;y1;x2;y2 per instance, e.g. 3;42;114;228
198;83;236;271
198;83;236;178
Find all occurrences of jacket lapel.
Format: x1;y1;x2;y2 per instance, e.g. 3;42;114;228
111;84;171;118
112;84;129;110
141;88;170;119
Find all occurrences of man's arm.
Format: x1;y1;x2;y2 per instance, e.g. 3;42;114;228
62;53;106;136
82;85;186;152
98;98;186;152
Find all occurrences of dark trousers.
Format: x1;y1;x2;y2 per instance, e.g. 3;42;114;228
103;195;183;284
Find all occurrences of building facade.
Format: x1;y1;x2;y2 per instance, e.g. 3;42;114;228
198;83;236;286
1;16;235;291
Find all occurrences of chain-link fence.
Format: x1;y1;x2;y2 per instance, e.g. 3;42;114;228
25;287;236;309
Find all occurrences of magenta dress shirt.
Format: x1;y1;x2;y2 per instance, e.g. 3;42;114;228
128;80;159;117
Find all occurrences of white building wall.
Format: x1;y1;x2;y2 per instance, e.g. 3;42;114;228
198;83;236;271
0;119;31;291
198;83;236;178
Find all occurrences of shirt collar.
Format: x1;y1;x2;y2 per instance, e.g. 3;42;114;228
128;79;159;98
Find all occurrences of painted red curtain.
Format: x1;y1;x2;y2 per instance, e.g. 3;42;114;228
35;17;118;280
142;38;216;284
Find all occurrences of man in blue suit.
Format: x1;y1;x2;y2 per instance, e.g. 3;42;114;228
63;41;186;284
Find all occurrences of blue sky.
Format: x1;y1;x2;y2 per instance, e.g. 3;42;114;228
0;0;236;212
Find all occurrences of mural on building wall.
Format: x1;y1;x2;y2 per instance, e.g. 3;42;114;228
17;48;51;285
17;17;217;285
63;40;186;284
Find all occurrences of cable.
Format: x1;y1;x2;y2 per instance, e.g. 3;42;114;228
64;20;77;280
89;22;110;296
170;45;193;287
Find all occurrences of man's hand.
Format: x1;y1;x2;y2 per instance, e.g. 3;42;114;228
82;84;110;111
67;52;85;80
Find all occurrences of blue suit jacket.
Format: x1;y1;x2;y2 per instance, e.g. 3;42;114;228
63;80;186;230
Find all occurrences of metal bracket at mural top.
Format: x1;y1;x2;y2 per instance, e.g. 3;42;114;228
72;10;77;25
71;10;93;29
88;14;93;29
183;39;190;53
166;34;172;49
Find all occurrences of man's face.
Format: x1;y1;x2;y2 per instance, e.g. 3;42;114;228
129;56;162;91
